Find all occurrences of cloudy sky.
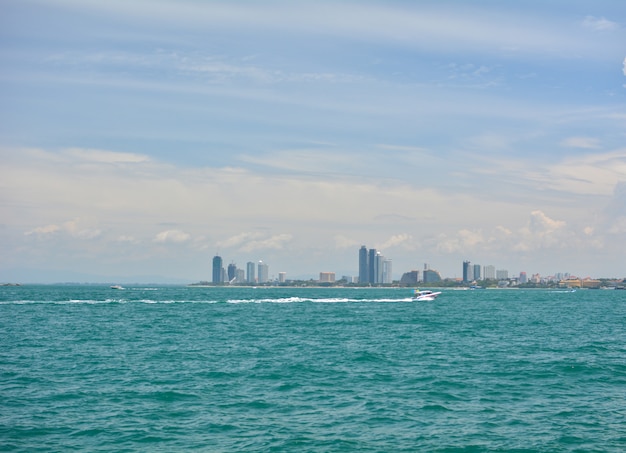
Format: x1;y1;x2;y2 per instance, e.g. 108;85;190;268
1;0;625;283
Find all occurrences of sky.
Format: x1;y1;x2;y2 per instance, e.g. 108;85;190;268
1;0;625;283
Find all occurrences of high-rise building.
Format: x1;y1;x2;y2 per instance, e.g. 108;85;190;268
375;252;384;284
519;272;527;284
278;272;286;283
462;260;471;282
319;272;335;283
359;245;390;284
368;248;378;284
258;260;269;283
212;255;223;284
235;269;245;283
484;265;496;280
358;246;368;283
382;259;393;284
227;263;237;282
473;264;481;281
496;269;509;280
246;262;255;283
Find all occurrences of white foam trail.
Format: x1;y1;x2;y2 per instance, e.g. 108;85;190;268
227;297;415;304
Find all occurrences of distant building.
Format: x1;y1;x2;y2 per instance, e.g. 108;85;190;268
235;269;245;284
483;265;496;280
463;260;471;282
423;269;442;283
383;259;393;284
496;269;509;280
258;260;269;283
359;246;368;284
473;264;481;281
319;272;335;283
368;248;378;284
212;255;223;284
358;245;390;284
400;270;419;286
227;263;237;282
246;262;255;283
519;272;528;284
278;272;286;283
375;252;384;283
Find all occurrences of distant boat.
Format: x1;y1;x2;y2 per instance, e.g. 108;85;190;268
412;289;441;301
110;285;124;290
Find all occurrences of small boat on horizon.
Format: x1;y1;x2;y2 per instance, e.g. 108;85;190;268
110;285;124;290
412;289;441;301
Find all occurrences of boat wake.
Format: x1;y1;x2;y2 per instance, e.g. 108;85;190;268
226;297;415;304
1;297;417;305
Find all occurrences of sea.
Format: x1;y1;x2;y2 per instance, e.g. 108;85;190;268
1;285;625;452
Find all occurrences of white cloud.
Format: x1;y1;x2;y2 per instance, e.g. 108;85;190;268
217;232;264;249
24;219;101;239
36;0;620;60
334;235;359;249
582;16;619;32
435;229;485;254
560;136;601;149
117;235;138;243
377;234;414;250
216;232;293;253
25;224;60;236
154;230;190;243
608;217;626;234
546;149;626;195
236;234;293;253
432;211;575;257
73;228;102;239
64;148;150;164
4;146;626;279
527;210;566;236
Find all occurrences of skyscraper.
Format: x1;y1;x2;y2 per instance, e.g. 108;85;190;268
212;255;223;284
368;248;378;284
473;264;481;281
382;259;393;284
375;252;384;284
358;246;368;284
258;260;269;283
484;265;496;280
246;261;255;283
462;260;471;282
227;263;237;282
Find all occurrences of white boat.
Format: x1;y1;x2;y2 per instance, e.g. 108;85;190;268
110;285;124;290
412;289;441;301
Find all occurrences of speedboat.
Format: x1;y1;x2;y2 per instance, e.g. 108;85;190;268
412;289;441;301
110;285;124;290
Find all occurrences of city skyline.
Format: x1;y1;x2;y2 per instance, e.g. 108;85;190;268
205;249;605;286
1;1;625;283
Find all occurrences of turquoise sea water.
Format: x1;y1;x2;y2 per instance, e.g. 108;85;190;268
1;285;625;452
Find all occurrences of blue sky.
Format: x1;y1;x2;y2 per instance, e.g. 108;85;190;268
1;0;625;283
